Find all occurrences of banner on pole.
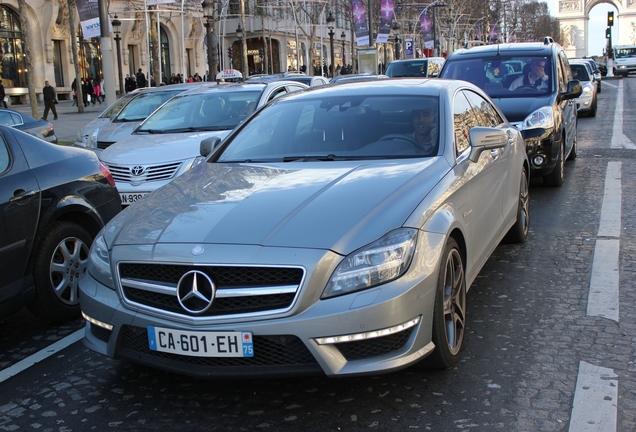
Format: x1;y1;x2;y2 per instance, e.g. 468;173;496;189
421;14;434;49
76;0;100;39
376;0;394;44
351;0;369;46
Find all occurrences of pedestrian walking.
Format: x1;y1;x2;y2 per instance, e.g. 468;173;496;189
71;78;78;106
93;79;102;105
42;80;58;120
0;81;6;108
136;68;147;88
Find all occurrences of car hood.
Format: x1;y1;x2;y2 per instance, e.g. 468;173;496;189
106;158;450;254
80;118;111;140
99;130;232;165
490;95;553;123
96;120;143;144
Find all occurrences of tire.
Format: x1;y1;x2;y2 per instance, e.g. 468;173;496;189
423;238;466;369
504;166;530;244
543;141;564;187
567;128;577;161
28;221;92;321
597;83;601;94
588;97;597;118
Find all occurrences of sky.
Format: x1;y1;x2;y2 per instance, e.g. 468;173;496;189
546;0;617;57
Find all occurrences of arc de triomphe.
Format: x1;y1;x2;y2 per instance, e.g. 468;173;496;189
557;0;636;57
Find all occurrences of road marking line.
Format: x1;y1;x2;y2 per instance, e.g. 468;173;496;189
602;81;617;89
0;328;84;383
598;161;622;238
610;81;636;149
569;361;618;432
587;239;620;321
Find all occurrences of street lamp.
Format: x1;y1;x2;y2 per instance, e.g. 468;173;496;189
202;0;218;80
111;15;124;95
236;24;244;75
341;31;346;68
327;11;335;78
392;22;400;60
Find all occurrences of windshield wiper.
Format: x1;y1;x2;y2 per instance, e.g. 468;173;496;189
283;154;340;162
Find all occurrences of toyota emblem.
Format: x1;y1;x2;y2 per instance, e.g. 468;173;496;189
131;166;145;176
176;270;216;314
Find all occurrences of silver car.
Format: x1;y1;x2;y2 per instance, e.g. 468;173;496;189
80;79;529;378
99;81;307;206
76;83;206;154
569;60;597;117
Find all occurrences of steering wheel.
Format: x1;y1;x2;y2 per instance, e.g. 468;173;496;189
514;85;541;92
379;134;421;147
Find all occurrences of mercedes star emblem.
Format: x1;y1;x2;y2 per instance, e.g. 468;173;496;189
176;270;216;314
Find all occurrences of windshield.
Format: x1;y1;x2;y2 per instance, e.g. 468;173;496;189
386;60;429;77
137;90;262;134
570;64;591;81
114;90;185;122
441;56;552;98
99;95;134;119
614;47;636;58
217;95;440;163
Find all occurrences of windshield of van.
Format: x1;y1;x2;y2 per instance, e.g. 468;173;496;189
440;56;552;98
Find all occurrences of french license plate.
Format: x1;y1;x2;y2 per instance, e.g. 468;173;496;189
147;326;254;358
119;192;148;205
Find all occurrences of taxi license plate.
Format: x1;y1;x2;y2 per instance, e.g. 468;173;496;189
120;192;148;205
148;326;254;358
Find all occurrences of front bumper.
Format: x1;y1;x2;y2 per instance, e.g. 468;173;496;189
79;236;445;378
511;123;558;178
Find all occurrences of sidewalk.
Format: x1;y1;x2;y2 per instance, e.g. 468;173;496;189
9;100;104;144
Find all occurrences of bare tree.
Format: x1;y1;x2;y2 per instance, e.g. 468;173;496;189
67;0;85;113
17;0;39;119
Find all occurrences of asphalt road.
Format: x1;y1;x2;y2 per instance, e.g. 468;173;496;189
1;77;635;431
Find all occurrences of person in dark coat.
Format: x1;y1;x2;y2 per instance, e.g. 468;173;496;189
136;68;147;88
42;80;58;120
0;81;6;108
124;74;136;93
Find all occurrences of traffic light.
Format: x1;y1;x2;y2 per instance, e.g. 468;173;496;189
606;27;611;38
608;11;614;27
227;47;233;58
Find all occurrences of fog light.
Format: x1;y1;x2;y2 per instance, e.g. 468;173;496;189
314;316;421;345
532;155;545;167
82;311;113;330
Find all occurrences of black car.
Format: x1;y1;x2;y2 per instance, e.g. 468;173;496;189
0;108;58;143
0;125;121;321
440;38;582;187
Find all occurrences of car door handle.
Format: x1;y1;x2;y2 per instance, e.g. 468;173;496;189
10;189;36;203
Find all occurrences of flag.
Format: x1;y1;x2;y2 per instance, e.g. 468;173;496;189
351;0;370;46
376;0;395;44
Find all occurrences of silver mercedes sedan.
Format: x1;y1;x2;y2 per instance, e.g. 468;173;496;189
80;79;529;378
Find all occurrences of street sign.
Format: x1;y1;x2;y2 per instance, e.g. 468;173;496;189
405;38;414;57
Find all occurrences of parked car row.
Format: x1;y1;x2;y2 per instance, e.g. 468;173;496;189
6;38;592;379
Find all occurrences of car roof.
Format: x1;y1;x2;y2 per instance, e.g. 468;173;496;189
178;81;306;96
389;57;445;64
448;40;560;59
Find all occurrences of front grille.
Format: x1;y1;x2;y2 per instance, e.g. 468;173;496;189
103;162;181;183
97;140;115;150
118;263;304;318
118;326;320;377
334;327;414;361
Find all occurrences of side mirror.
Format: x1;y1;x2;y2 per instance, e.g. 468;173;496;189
562;79;582;100
200;136;222;157
468;127;508;163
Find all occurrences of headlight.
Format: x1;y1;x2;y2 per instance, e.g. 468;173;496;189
582;85;593;95
88;234;114;289
322;228;418;299
521;106;554;131
87;128;99;149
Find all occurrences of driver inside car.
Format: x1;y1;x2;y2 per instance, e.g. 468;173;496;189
411;106;438;153
509;58;549;91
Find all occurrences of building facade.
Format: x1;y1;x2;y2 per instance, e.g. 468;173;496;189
0;0;401;103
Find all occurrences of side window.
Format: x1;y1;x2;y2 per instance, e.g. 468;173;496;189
10;113;22;125
0;135;10;174
453;92;480;155
268;87;288;102
557;51;568;92
463;91;503;127
286;85;305;93
0;111;14;126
